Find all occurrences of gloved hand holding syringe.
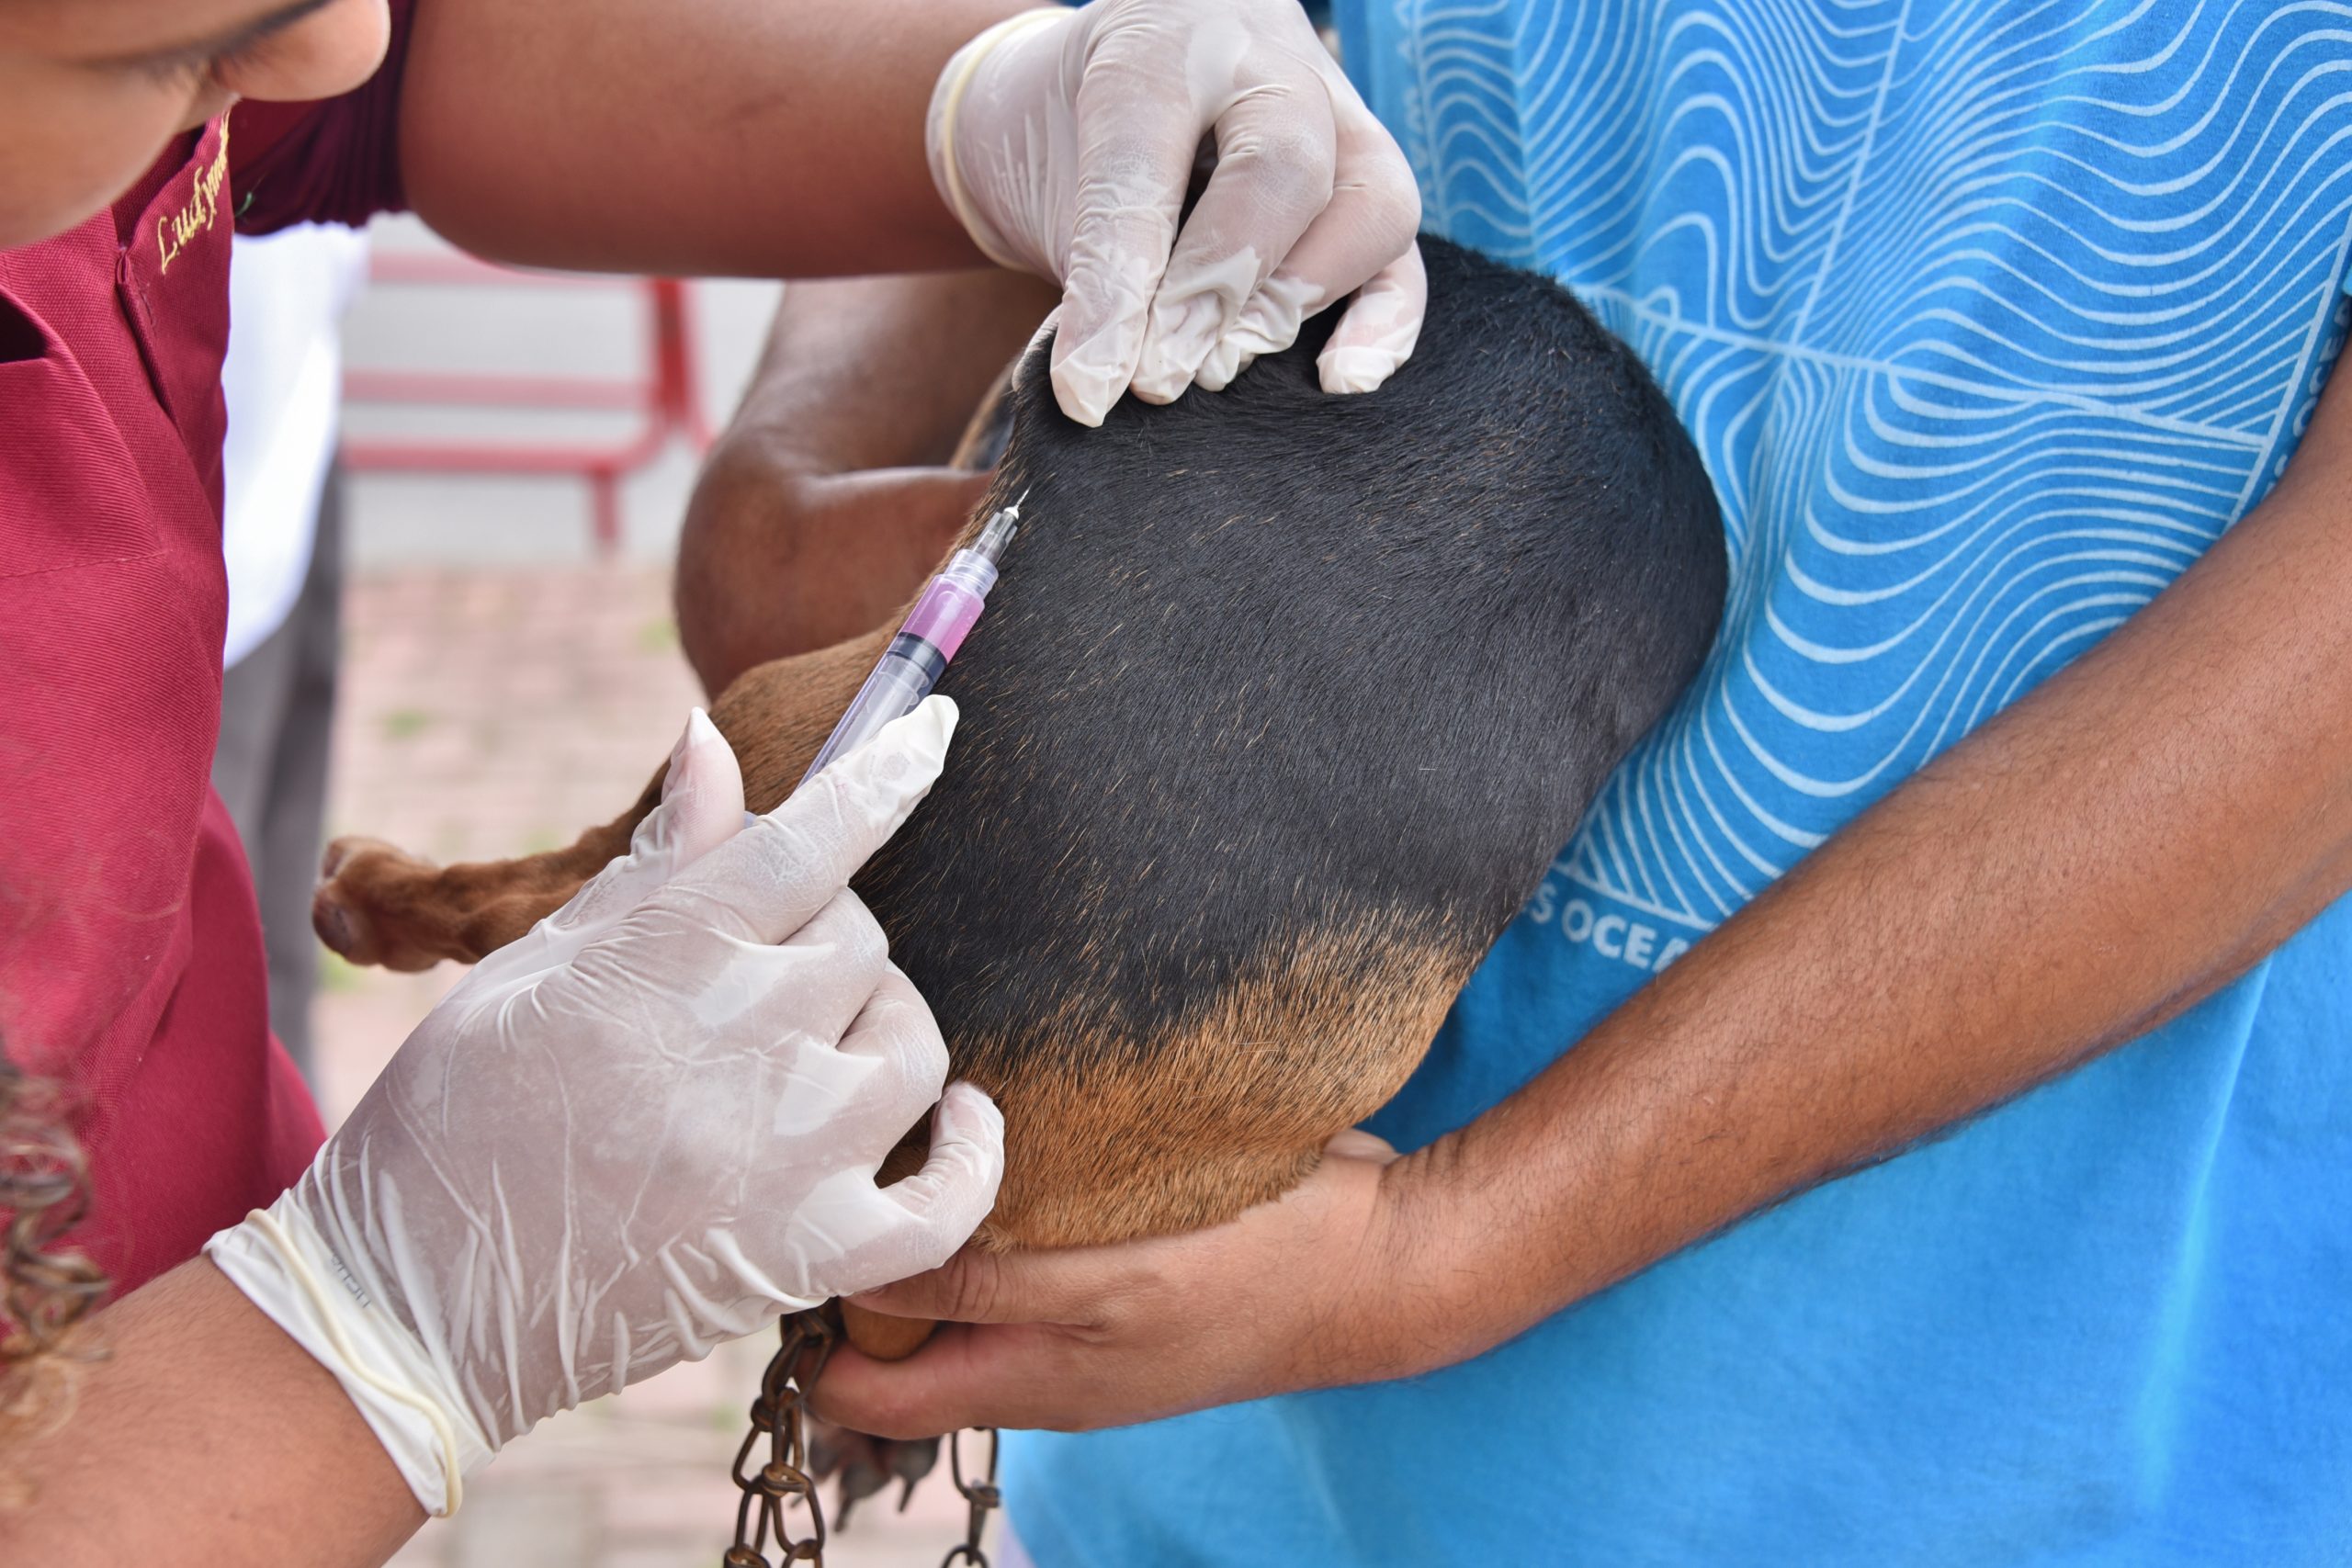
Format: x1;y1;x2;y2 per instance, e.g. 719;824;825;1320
209;694;1003;1517
209;492;1026;1517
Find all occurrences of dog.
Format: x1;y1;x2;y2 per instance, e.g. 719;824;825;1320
311;235;1728;1360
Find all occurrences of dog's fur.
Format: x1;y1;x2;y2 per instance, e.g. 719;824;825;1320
314;237;1726;1289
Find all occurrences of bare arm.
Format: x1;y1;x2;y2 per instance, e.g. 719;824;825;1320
821;357;2352;1434
675;268;1057;694
396;0;1027;279
0;1261;423;1565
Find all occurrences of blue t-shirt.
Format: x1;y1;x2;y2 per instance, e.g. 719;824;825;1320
1006;4;2352;1562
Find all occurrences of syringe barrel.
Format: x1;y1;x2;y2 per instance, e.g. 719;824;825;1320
795;508;1017;788
910;551;995;659
798;648;938;784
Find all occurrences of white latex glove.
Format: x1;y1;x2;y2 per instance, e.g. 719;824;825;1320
928;1;1427;426
208;698;1001;1516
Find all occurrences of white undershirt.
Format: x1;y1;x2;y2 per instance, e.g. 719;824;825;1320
220;223;370;669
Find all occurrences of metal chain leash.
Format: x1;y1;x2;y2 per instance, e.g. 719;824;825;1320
725;1309;836;1566
939;1425;1001;1567
722;1310;1003;1568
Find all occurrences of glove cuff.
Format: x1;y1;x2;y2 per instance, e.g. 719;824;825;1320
926;7;1068;275
207;1198;496;1517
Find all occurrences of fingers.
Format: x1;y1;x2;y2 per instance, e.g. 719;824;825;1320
565;708;750;929
1052;61;1202;425
659;706;751;867
585;706;749;910
1317;240;1427;395
849;1230;1121;1329
788;961;951;1137
790;1077;1004;1300
935;0;1425;422
1198;106;1422;392
748;897;899;1108
1323;1127;1402;1164
637;696;956;947
1093;28;1421;412
1129;69;1339;404
471;710;748;988
813;1324;1013;1439
875;1081;1006;1259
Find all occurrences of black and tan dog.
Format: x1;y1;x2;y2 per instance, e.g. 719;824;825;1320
311;235;1727;1356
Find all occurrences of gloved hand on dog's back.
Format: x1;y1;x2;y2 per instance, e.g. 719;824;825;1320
928;0;1427;426
208;697;1001;1517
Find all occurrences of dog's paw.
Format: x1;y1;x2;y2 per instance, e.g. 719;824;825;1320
808;1420;941;1528
840;1300;940;1361
312;836;453;973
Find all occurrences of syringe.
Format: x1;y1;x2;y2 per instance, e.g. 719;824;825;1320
797;495;1023;786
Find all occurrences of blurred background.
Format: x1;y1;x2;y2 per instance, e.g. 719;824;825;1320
237;215;985;1567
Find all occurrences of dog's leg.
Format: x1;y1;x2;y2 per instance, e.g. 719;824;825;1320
314;626;890;970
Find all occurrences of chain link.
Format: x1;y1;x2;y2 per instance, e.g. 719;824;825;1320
725;1309;836;1566
722;1310;1001;1568
939;1426;1001;1567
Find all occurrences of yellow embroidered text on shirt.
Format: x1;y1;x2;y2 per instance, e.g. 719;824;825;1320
156;121;232;276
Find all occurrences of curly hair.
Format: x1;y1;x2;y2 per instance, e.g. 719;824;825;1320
0;1048;107;1492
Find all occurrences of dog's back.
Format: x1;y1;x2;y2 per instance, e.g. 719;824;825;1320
309;236;1726;1252
854;237;1727;1247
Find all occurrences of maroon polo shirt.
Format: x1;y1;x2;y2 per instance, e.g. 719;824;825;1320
0;6;414;1294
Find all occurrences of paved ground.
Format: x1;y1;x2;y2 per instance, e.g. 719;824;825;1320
307;220;995;1566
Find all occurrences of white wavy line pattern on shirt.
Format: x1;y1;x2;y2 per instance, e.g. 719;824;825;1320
1380;0;2352;932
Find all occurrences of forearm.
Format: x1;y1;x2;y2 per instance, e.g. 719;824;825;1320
397;0;1028;277
1402;398;2352;1362
730;271;1055;473
680;462;991;690
676;269;1056;689
0;1261;422;1565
